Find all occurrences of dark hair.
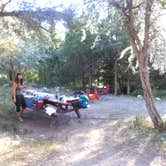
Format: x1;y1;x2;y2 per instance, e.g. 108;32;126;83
80;90;84;94
15;72;23;85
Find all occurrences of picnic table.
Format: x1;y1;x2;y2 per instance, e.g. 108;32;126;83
24;90;84;119
42;98;81;118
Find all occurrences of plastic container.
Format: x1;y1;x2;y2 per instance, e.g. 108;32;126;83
25;96;35;107
35;100;44;110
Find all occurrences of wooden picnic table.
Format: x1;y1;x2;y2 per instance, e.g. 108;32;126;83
43;98;81;118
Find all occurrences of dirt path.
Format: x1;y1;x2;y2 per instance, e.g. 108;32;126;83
4;96;166;165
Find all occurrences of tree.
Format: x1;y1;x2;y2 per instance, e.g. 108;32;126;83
84;0;163;128
61;29;100;87
0;0;70;81
108;0;163;128
0;0;69;29
95;12;129;95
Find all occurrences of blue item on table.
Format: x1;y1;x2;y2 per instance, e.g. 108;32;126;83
25;97;35;107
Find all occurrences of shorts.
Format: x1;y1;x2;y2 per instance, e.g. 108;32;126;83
74;101;87;108
15;94;27;112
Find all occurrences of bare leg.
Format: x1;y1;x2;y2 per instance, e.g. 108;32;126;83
16;111;22;116
16;107;24;122
20;108;25;115
74;107;81;119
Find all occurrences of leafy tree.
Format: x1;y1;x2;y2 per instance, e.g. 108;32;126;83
111;0;163;128
84;0;164;128
0;0;71;81
91;11;129;95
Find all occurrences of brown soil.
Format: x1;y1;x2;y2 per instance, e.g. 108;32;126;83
1;95;166;166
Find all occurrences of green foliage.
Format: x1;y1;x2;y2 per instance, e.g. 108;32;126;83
61;29;100;87
0;86;13;112
0;0;165;95
0;76;8;85
158;121;166;131
153;89;166;98
132;116;148;129
160;0;166;7
131;87;143;96
37;27;103;87
24;69;39;83
0;85;16;133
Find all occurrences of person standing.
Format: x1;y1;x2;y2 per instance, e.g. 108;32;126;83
12;72;28;122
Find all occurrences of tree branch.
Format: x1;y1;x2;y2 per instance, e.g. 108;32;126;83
109;0;143;55
1;0;13;12
0;9;69;21
38;25;49;32
132;2;144;9
143;0;154;58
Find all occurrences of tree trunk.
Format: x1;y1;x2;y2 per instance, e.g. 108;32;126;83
89;76;92;87
9;60;16;81
139;58;162;128
114;60;118;95
110;0;162;129
127;70;130;95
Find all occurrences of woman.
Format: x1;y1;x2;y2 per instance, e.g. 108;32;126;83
12;73;28;122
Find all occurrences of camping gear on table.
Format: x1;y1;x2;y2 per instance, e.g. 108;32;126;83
43;97;81;118
23;88;87;118
35;100;44;109
44;104;57;116
24;89;54;109
24;95;35;107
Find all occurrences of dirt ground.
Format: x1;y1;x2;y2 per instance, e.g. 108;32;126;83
1;95;166;166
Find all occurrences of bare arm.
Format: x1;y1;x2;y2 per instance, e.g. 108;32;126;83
23;83;30;88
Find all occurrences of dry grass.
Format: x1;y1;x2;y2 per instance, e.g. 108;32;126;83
0;85;60;165
0;135;59;166
0;85;16;132
0;86;166;165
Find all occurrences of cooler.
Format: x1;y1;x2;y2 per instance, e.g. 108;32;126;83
35;100;44;110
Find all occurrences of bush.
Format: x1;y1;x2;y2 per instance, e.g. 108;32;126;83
0;77;8;85
153;89;166;98
158;121;166;131
132;115;148;129
131;88;143;96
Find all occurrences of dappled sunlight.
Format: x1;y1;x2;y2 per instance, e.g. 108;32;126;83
151;156;163;166
0;135;20;153
0;133;59;165
162;114;166;120
67;128;105;163
127;159;137;166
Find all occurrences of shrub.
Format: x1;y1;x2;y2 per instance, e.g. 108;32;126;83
158;121;166;131
132;115;148;129
0;77;8;85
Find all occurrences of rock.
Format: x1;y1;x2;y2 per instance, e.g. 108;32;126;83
160;133;166;142
155;97;161;101
39;134;45;139
15;134;20;140
18;128;28;135
137;95;143;99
